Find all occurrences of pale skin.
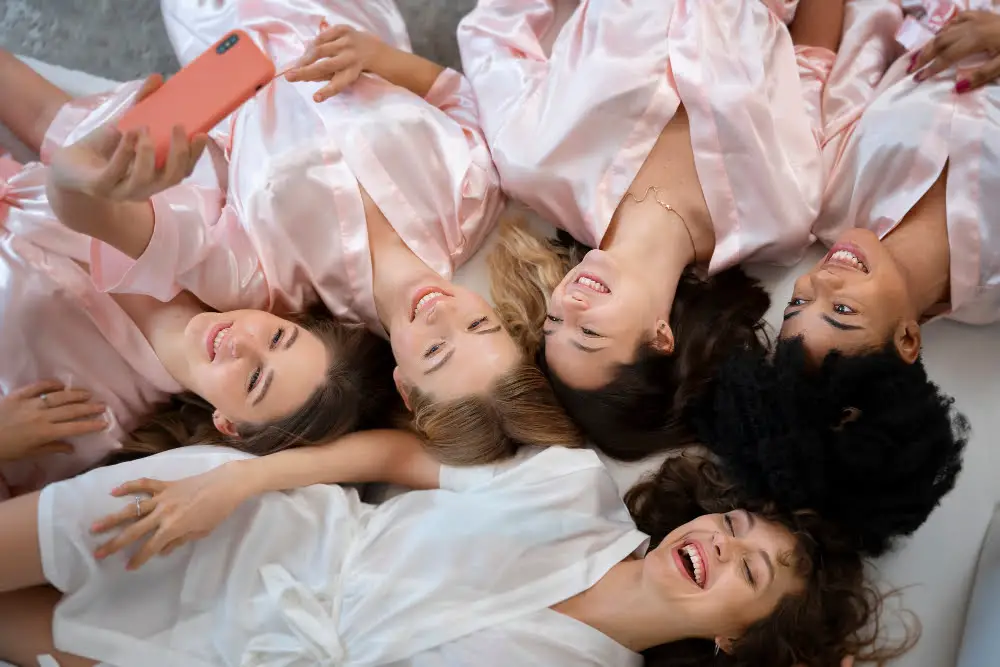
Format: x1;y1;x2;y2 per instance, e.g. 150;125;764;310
543;0;848;389
0;434;847;665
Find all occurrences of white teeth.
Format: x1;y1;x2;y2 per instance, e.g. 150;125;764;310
413;292;444;317
829;250;868;272
213;327;231;354
683;545;705;587
575;276;610;293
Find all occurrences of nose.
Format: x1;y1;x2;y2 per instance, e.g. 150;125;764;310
712;532;736;564
562;290;589;311
809;269;844;292
225;331;261;361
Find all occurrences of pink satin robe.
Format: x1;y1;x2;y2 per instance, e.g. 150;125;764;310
457;0;833;274
82;0;504;335
818;0;1000;324
0;154;181;499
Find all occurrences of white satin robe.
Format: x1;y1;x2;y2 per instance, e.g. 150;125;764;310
0;154;181;499
78;0;503;335
818;0;1000;324
39;446;646;666
457;0;833;274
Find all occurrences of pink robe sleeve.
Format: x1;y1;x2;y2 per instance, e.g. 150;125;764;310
42;84;269;312
796;45;836;146
421;68;505;263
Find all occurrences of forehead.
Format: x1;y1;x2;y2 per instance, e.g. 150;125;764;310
780;312;881;360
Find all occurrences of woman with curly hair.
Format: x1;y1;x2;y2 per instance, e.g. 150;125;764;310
461;0;845;460
0;432;910;667
693;2;989;556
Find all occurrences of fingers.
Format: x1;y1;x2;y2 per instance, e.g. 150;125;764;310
93;130;138;193
35;387;93;409
50;417;109;439
316;24;353;46
128;527;176;570
45;400;106;423
287;44;354;82
110;477;168;498
121;129;157;196
314;68;361;102
959;53;1000;92
135;74;165;103
91;502;144;534
31;441;75;456
93;511;158;560
160;125;191;186
12;380;65;399
187;134;209;176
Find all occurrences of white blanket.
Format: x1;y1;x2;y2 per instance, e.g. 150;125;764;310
3;58;998;667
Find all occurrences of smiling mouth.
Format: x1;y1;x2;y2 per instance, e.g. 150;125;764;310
574;273;610;294
410;288;450;321
677;542;706;588
824;244;869;274
207;323;233;361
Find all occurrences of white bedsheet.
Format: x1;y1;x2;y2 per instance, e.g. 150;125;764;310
2;58;998;667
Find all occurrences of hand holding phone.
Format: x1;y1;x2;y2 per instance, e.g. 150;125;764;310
49;75;208;203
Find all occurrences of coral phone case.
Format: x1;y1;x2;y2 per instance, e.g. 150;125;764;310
118;30;275;166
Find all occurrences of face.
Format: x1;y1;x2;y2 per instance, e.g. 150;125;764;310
389;283;521;402
544;250;670;389
183;309;329;427
780;229;918;362
643;510;803;642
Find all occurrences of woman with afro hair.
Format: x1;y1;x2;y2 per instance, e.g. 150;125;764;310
695;1;991;556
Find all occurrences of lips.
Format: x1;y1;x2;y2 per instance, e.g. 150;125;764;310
673;539;709;588
571;272;610;294
823;242;870;274
206;322;233;361
410;286;451;322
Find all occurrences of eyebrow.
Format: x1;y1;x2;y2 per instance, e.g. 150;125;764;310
782;309;863;331
252;327;299;406
743;511;776;585
425;348;455;375
252;370;274;407
571;340;601;353
475;326;502;335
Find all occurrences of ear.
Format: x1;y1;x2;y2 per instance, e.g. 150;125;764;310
892;319;921;364
712;636;736;655
650;319;675;355
393;367;413;412
212;410;238;437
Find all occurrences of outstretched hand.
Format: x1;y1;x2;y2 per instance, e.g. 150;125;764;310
909;10;1000;92
48;75;208;202
91;463;251;570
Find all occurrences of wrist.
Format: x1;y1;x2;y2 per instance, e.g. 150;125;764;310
228;457;269;498
362;37;391;74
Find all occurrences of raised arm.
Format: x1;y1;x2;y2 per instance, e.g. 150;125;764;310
91;429;440;569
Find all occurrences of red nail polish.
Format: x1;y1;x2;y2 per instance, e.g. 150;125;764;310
907;53;918;74
956;79;971;93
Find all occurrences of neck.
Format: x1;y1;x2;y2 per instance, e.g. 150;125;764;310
882;216;951;318
112;292;206;389
603;199;696;310
366;206;442;335
557;560;696;652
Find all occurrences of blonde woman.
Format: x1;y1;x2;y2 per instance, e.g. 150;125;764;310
43;0;581;465
461;0;844;459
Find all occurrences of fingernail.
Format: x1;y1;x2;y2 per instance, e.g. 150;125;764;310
907;53;918;73
915;71;926;82
314;93;322;102
956;79;971;93
90;522;102;531
94;550;106;560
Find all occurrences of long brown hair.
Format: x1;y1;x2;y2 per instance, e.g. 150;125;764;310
104;307;397;465
489;216;771;460
629;455;917;667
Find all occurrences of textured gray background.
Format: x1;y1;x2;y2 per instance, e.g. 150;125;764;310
0;0;474;79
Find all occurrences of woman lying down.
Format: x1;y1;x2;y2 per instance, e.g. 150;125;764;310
0;433;908;667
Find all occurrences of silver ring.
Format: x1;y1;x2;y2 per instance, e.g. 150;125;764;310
39;393;49;408
134;496;143;518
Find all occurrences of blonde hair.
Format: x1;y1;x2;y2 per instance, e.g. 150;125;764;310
487;215;587;357
403;361;584;466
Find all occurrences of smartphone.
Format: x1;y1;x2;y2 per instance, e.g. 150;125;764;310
118;30;275;167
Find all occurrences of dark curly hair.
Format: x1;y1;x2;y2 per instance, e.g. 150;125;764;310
689;336;969;556
629;454;916;667
542;265;771;461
